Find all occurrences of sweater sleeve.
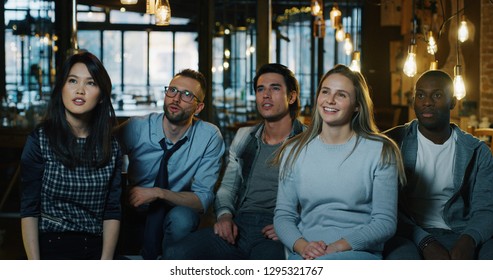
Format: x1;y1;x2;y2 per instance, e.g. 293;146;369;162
103;141;123;221
343;157;399;251
274;151;303;252
461;144;493;245
214;128;246;218
20;129;44;218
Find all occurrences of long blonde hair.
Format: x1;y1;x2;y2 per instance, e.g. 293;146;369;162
273;64;406;186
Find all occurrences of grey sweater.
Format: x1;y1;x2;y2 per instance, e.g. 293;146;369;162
274;135;399;254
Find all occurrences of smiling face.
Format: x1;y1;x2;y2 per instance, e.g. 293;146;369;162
163;75;204;125
414;73;455;133
62;62;101;124
317;73;358;128
255;72;296;122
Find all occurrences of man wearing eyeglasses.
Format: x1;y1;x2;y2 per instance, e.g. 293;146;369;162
163;63;305;260
117;69;225;259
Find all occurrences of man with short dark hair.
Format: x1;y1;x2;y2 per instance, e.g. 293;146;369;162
384;70;493;260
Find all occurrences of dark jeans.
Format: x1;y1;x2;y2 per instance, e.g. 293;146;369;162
163;212;285;260
39;232;102;260
117;205;199;259
384;228;493;260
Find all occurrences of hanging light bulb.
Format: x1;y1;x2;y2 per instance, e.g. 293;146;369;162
329;4;342;29
458;15;469;43
344;33;353;55
313;16;326;38
349;51;361;72
403;44;417;77
311;0;322;16
155;0;171;26
335;25;345;42
453;65;466;100
121;0;138;4
427;31;438;55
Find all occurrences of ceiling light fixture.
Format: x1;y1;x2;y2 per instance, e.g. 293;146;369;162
403;0;417;77
121;0;138;5
453;0;466;100
329;3;342;29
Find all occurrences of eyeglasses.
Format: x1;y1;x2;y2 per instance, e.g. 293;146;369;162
164;86;199;103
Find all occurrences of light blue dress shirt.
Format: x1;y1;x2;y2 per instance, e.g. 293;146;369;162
119;112;225;211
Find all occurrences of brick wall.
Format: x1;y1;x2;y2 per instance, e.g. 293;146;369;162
480;0;493;121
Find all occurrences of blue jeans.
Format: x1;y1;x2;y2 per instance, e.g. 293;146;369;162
163;212;285;260
288;251;381;260
141;205;199;259
384;228;493;259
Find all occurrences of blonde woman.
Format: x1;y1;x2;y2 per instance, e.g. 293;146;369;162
273;64;406;260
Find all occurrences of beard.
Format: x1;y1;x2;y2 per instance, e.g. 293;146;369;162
164;103;194;125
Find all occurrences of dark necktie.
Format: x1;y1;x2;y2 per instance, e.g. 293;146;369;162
142;136;188;260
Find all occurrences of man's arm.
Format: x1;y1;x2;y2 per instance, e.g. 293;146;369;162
213;213;238;244
129;126;226;212
129;187;203;211
212;127;252;243
451;143;493;258
214;127;250;218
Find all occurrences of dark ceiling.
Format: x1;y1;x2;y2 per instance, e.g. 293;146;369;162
77;0;201;19
76;1;351;24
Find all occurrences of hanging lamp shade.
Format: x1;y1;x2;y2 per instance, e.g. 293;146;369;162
311;0;322;16
155;0;171;26
330;4;342;29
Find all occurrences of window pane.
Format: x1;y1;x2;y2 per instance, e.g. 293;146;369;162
78;11;106;22
124;31;147;85
123;32;148;105
103;31;122;95
78;30;101;58
110;10;152;24
149;32;172;85
149;32;172;104
77;4;105;22
175;32;198;71
212;36;224;94
5;0;30;9
5;31;21;95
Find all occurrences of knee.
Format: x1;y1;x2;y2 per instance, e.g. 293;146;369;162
165;206;200;232
478;238;493;260
165;206;200;233
383;236;421;260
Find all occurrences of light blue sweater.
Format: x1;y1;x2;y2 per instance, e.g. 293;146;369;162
274;135;398;254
